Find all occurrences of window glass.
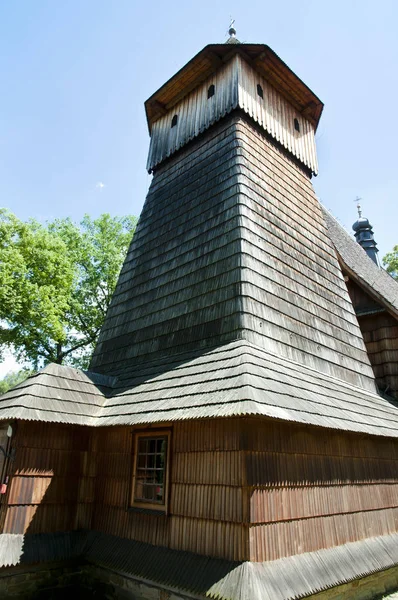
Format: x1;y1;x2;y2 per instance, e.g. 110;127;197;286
133;433;169;507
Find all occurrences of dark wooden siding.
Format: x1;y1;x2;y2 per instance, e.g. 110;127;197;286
83;418;398;563
91;118;244;375
2;417;398;566
243;418;398;561
91;113;375;396
234;118;375;391
346;278;382;314
360;311;398;398
346;278;398;398
90;419;247;561
1;422;93;534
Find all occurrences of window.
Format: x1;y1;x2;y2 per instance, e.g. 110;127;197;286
294;118;300;132
257;84;264;99
171;114;178;128
207;84;215;99
131;431;170;511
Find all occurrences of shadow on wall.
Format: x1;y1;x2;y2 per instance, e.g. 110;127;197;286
0;421;93;536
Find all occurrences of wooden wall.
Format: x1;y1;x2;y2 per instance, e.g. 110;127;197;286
244;418;398;561
346;278;398;398
3;416;398;567
0;424;9;493
147;55;318;174
358;311;398;397
76;416;398;563
90;420;247;562
0;421;93;534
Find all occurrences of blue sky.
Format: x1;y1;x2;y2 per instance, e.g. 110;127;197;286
1;0;397;374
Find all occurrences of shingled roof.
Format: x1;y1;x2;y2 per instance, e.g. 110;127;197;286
3;89;398;454
1;117;398;437
322;206;398;317
0;363;113;426
1;339;398;437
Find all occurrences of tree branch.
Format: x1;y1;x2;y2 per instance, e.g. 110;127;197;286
60;336;97;360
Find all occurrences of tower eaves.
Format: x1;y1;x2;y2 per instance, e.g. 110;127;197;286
145;44;324;133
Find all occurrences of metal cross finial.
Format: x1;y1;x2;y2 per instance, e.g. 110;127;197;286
229;18;236;37
355;196;362;218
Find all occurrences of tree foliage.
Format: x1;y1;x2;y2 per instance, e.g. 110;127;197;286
0;369;33;395
0;210;136;369
383;246;398;280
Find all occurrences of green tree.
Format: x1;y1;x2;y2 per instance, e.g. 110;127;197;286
0;369;33;395
0;210;136;369
383;246;398;280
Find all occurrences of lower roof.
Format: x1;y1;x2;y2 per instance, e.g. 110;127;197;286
0;339;397;438
1;530;398;600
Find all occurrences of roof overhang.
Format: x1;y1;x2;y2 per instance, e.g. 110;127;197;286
145;44;324;133
338;257;398;322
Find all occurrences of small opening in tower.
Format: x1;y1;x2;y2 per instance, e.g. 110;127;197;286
257;84;264;99
207;84;215;99
171;114;178;128
294;118;300;132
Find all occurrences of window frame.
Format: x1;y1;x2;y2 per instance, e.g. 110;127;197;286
130;429;171;513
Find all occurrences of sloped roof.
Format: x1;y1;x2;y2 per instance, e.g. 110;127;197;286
1;340;398;437
1;529;398;600
0;363;112;426
322;206;398;318
99;341;398;437
2;130;398;438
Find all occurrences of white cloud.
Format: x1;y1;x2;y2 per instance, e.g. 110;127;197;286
95;182;106;190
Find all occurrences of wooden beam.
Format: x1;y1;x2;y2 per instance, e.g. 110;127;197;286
151;100;167;116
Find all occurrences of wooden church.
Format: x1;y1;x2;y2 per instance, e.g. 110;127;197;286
1;27;398;600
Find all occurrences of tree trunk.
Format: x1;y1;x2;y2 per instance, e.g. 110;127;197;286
55;343;63;364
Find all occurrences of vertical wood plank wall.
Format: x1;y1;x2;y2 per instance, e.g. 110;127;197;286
1;421;93;534
3;417;398;566
147;55;318;174
358;311;398;397
346;279;398;397
53;416;398;562
245;418;398;561
90;420;247;561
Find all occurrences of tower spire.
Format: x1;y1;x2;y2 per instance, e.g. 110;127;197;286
356;196;362;218
352;198;379;266
226;18;240;44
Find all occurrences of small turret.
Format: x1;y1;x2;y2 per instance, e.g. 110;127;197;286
352;200;379;266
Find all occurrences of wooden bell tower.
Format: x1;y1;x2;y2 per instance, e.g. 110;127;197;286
91;37;376;395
